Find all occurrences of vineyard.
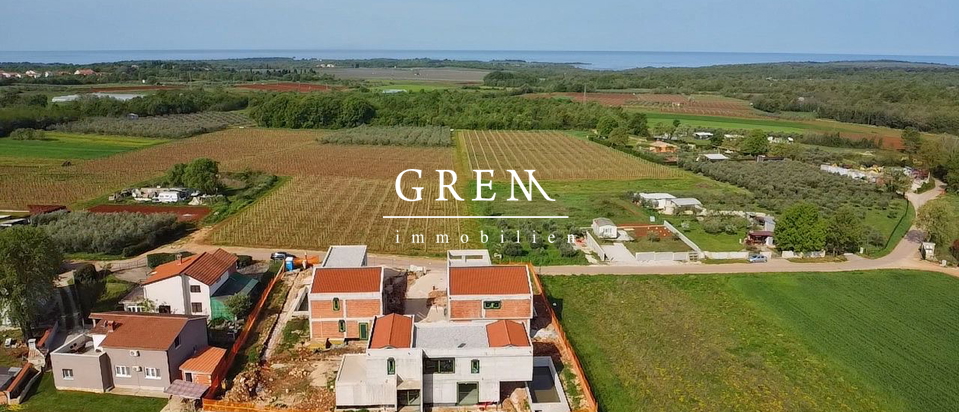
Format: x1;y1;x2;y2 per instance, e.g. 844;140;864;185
321;125;453;147
55;112;254;138
235;82;335;92
460;130;683;180
207;176;479;254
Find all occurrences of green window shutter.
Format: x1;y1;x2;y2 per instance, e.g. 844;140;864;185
338;320;346;332
332;297;340;311
387;358;396;375
471;359;480;374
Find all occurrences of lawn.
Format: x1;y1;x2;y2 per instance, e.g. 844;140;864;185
864;198;914;257
91;275;137;312
12;372;166;412
0;133;167;162
543;270;959;412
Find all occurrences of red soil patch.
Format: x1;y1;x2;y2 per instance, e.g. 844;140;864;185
88;204;210;222
842;133;904;150
235;82;336;92
86;85;184;92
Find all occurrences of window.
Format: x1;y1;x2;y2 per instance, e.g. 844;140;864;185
190;285;201;293
174;337;181;349
332;297;340;311
338;320;346;333
191;302;203;313
115;366;131;377
387;358;396;375
126;306;143;313
483;301;502;310
144;367;161;380
471;359;480;374
62;369;74;380
423;357;455;374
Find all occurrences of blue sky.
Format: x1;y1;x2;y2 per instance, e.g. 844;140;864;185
3;0;958;56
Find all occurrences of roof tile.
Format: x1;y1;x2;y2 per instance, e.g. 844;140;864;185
179;346;226;375
486;320;530;347
91;312;205;351
449;266;530;295
369;314;413;349
311;267;382;293
145;249;237;286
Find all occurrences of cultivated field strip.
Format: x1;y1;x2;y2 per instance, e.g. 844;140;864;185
207;176;478;254
460;130;682;180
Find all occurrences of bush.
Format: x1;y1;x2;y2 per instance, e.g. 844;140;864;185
225;294;253;319
502;242;524;257
951;240;959;260
236;254;253;268
9;128;47;140
558;241;580;257
147;251;195;268
646;232;661;242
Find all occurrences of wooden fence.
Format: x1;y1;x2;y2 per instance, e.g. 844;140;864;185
205;264;285;399
527;263;599;412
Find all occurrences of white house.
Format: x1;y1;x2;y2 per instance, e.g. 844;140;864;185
591;218;618;239
128;249;246;320
637;193;676;210
693;132;714;139
335;314;534;410
663;198;703;215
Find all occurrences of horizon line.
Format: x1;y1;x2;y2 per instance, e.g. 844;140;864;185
383;216;569;219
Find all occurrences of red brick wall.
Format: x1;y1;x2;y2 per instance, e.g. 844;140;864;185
311;319;372;341
310;297;381;319
450;298;531;320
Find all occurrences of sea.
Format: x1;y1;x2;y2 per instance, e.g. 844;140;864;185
1;50;958;70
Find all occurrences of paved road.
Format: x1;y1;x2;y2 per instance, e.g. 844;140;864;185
94;180;954;277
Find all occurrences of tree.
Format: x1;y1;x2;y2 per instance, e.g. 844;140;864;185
824;205;865;254
608;127;629;146
625;113;648;136
775;203;826;253
596;116;618;137
902;127;922;155
709;133;724;148
225;294;253;320
0;227;63;338
672;119;681;128
881;168;911;194
917;201;958;247
165;163;187;186
182;158;221;194
740;129;770;156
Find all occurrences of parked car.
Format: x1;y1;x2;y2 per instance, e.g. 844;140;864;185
271;251;294;260
748;254;768;263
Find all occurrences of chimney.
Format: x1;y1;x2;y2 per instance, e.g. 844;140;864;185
176;253;183;265
107;320;116;332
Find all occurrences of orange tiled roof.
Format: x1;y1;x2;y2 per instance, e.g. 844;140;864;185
144;249;236;286
311;267;382;293
91;312;205;351
180;346;226;375
449;266;530;295
369;314;413;349
486;320;530;347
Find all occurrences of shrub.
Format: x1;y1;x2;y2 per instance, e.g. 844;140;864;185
236;254;253;268
9;128;47;140
225;294;253;319
646;232;661;242
502;242;524;257
558;241;580;257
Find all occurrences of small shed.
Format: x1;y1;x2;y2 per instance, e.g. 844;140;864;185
591;218;618;239
920;242;936;261
698;153;729;162
637;193;676;210
693;132;714;139
746;230;774;247
664;198;703;215
648;141;678;153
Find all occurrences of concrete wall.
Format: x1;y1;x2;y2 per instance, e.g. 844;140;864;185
584;232;607;261
422;346;533;405
103;348;169;391
50;337;112;393
143;276;189;314
663;221;702;253
634;252;690;262
703;251;750;260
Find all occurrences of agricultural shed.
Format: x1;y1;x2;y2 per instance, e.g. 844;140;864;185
591;218;618;239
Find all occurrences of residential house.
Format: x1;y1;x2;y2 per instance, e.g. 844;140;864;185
637;193;676;210
648;141;678;153
74;69;96;76
308;266;385;343
127;249;256;321
663;198;703;215
335;314;534;410
447;265;533;327
590;217;618;239
697;153;729;162
50;312;211;395
746;230;774;247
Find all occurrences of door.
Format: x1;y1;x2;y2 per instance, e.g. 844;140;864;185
397;389;421;407
358;322;369;340
457;383;479;406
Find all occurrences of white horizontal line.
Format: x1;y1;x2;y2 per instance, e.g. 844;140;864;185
383;216;569;219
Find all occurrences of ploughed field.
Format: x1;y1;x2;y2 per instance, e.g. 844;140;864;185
460;130;682;180
542;271;959;412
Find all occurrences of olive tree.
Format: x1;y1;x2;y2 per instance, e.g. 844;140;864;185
0;227;63;338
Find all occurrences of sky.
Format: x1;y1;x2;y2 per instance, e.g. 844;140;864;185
2;0;958;56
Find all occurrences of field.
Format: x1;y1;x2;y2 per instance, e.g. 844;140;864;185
460;130;683;180
0;132;166;162
208;177;478;255
83;84;184;92
55;111;254;138
234;82;335;92
543;270;959;412
88;204;211;222
321;125;452;147
525;93;762;118
368;82;460;92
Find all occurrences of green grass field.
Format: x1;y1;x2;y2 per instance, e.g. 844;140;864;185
543;270;959;412
0;133;166;162
14;372;166;412
368;82;459;92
